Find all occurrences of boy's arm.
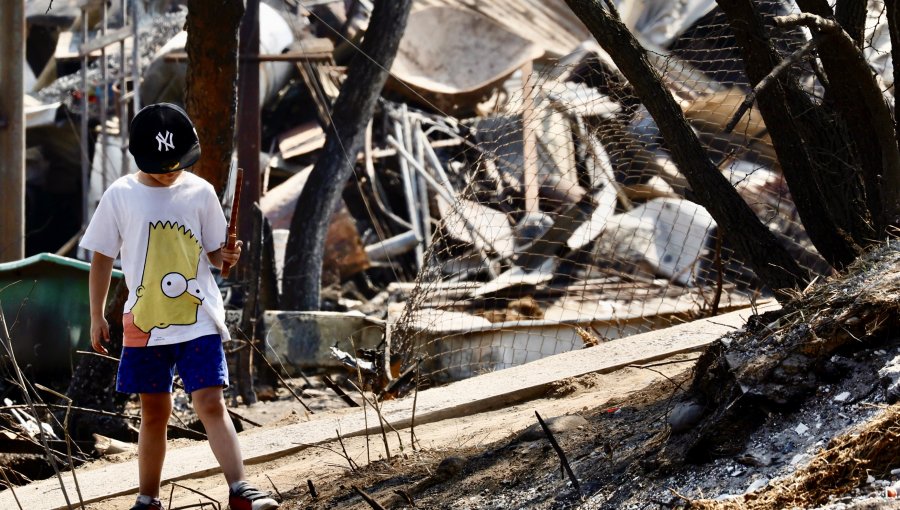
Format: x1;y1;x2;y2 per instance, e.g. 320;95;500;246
207;240;243;271
89;253;115;355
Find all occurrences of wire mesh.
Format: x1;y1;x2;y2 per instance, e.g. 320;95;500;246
276;0;893;383
366;0;897;388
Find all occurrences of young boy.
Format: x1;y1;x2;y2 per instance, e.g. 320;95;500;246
81;103;279;510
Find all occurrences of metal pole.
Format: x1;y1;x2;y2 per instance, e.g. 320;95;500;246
0;0;26;262
413;119;431;252
131;0;141;112
236;0;260;406
120;0;130;175
80;7;90;239
100;0;109;190
237;0;260;249
400;105;423;269
394;120;423;272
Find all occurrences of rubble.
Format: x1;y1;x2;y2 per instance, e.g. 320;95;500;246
262;310;384;374
6;0;900;505
388;6;545;115
14;0;890;380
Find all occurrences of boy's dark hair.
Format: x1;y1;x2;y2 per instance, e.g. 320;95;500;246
129;103;201;174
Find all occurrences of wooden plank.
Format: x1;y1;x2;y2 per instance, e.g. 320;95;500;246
55;31;108;60
278;122;325;159
2;303;777;509
54;31;78;59
79;26;132;57
165;38;334;63
521;60;540;216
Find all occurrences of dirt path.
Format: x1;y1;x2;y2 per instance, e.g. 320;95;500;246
80;354;697;509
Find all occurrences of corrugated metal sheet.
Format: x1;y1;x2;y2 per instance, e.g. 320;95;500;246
413;0;590;58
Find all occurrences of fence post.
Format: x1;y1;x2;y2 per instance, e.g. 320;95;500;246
0;0;25;262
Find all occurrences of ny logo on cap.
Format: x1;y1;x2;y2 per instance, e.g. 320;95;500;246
156;131;175;152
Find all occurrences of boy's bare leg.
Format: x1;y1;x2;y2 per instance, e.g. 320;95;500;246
192;386;245;484
138;393;173;497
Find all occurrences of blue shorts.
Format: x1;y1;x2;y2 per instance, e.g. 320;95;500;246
116;334;229;394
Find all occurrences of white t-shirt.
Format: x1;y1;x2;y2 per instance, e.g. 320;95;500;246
80;172;230;347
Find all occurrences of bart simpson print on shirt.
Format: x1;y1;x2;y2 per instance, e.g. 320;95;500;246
124;221;204;346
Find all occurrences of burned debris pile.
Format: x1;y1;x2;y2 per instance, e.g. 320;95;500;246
674;241;900;509
22;1;804;387
662;240;900;466
293;244;900;510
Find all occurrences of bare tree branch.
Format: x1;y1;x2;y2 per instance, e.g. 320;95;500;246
284;0;413;310
725;39;818;134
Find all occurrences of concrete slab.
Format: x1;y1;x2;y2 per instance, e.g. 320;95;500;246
1;302;776;509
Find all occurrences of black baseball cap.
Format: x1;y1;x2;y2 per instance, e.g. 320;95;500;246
128;103;201;174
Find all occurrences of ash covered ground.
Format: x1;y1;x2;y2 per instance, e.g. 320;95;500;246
285;243;900;510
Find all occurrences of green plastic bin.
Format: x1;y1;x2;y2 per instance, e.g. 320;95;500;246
0;253;123;380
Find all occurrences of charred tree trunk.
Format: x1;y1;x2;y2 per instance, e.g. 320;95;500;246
792;0;900;234
885;0;900;199
185;0;252;399
713;0;869;267
64;282;130;441
835;0;868;47
565;0;809;296
185;0;243;194
282;0;412;311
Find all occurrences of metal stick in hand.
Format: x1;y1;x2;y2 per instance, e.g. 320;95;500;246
221;167;243;278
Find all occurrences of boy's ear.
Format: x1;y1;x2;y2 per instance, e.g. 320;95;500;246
135;286;145;297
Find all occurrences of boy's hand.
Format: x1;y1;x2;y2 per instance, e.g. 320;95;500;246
91;317;110;355
221;240;243;267
88;252;114;355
